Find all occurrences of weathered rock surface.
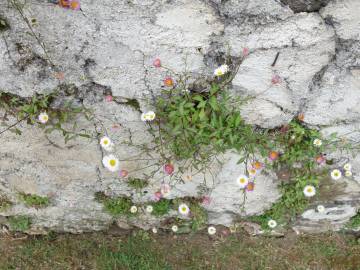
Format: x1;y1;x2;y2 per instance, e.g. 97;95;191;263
0;0;359;233
204;152;281;226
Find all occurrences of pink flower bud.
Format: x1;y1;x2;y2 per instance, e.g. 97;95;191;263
271;74;281;84
201;196;211;205
315;155;326;165
164;164;174;175
153;58;161;68
243;48;249;56
105;95;113;102
160;183;171;197
154;191;162;201
119;170;128;178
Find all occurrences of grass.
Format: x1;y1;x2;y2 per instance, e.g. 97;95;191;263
19;193;50;208
8;216;31;232
0;230;359;269
151;199;173;217
347;212;360;230
95;192;134;216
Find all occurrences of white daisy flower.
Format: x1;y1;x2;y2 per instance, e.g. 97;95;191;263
345;170;352;177
145;111;156;121
146;205;153;213
317;205;325;213
268;219;277;229
208;226;216;235
313;139;322;147
130;205;138;214
303;185;316;197
141;113;147;122
100;136;114;151
152;227;158;234
171;225;178;232
141;111;156;122
343;163;352;171
214;64;229;77
38;112;49;124
178;203;190;216
102;155;120;172
248;168;257;178
331;169;342;180
237;175;249;189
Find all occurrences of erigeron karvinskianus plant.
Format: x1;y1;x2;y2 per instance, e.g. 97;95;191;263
0;90;94;143
95;53;356;232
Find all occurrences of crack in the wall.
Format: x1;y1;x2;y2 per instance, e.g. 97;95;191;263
279;0;331;13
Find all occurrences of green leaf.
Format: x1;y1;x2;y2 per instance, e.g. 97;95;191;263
78;133;91;138
209;96;219;111
210;84;220;95
9;128;22;135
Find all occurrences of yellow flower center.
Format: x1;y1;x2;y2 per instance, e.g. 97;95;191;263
103;140;108;145
43;115;48;121
307;187;313;193
182;207;187;212
70;2;79;9
240;178;245;183
109;159;116;167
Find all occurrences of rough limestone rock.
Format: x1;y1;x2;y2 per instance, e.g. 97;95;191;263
0;0;360;233
204;152;281;226
218;3;335;128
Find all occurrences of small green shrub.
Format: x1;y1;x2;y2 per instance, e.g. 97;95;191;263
155;84;268;160
189;202;208;231
151;199;172;217
95;192;133;216
8;216;31;232
346;212;360;229
19;193;50;208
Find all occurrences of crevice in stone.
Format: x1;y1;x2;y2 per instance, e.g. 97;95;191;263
112;98;141;112
81;58;97;81
308;56;334;94
279;0;331;13
0;15;10;31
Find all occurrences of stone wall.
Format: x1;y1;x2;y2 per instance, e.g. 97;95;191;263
0;0;359;234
